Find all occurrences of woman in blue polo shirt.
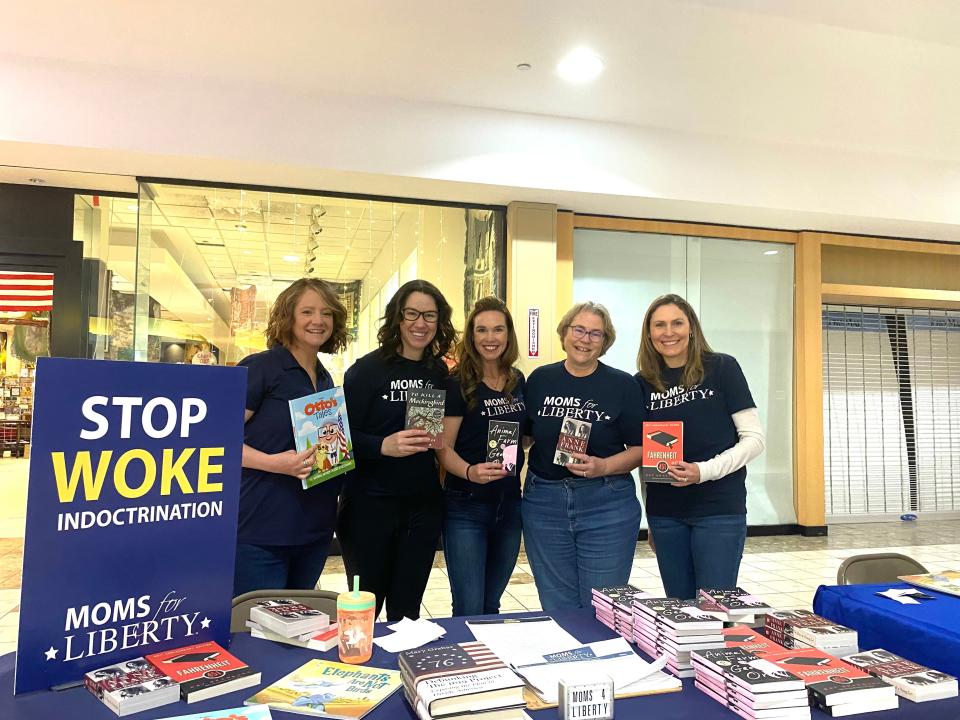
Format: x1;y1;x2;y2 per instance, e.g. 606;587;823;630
635;294;765;599
524;301;646;611
233;278;349;596
337;279;457;621
438;297;526;616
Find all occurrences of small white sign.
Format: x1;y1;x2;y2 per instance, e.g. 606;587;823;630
528;307;540;358
558;675;614;720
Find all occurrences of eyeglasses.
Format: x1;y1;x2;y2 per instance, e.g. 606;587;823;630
568;325;605;342
401;308;439;323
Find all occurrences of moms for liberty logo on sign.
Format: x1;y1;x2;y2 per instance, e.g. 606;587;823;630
15;358;246;694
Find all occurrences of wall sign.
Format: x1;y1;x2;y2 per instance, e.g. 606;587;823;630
528;307;540;358
15;358;246;693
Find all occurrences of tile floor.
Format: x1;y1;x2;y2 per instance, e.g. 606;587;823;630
2;456;959;656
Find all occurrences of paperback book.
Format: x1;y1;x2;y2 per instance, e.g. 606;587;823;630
250;622;340;652
486;420;520;475
405;388;446;449
553;417;591;466
245;659;401;718
641;421;683;483
84;657;180;716
842;649;959;703
289;386;355;489
146;640;261;703
156;705;273;720
898;570;960;598
249;599;330;637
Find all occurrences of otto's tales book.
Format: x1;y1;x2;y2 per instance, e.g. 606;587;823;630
642;421;683;483
289;386;355;490
405;388;446;449
487;420;520;476
554;417;591;466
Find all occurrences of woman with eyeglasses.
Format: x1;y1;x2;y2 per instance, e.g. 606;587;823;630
437;297;526;616
523;302;646;610
337;279;457;621
635;294;764;599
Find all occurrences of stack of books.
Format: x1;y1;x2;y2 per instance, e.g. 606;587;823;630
843;649;959;703
721;626;788;654
691;647;810;720
248;599;339;652
591;584;652;641
398;641;527;720
146;641;261;703
633;598;725;678
763;610;858;657
698;587;774;624
757;648;898;716
84;658;181;716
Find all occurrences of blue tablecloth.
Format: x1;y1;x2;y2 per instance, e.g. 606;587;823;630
814;582;960;678
3;607;959;719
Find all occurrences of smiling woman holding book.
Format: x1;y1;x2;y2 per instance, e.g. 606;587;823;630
234;278;349;596
437;297;527;617
523;301;646;611
338;279;457;621
635;294;765;600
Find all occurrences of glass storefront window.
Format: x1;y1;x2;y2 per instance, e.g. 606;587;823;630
81;182;504;381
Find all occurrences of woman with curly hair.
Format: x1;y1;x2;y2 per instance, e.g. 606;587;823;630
234;278;349;595
438;297;526;616
338;279;457;620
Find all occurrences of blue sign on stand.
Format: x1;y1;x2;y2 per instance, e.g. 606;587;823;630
14;358;247;694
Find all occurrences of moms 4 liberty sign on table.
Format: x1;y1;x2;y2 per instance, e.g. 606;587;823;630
15;358;246;693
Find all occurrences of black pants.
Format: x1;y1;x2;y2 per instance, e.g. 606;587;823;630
337;491;443;621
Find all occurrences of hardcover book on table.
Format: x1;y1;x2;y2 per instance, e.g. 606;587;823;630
414;667;526;717
245;659;401;718
641;421;683;483
249;622;340;652
757;648;896;708
553;418;591;466
405;388;446;449
289;386;355;489
146;640;261;703
486;420;520;475
399;641;507;689
898;570;960;598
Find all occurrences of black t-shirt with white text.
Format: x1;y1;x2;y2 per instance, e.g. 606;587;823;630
526;361;646;480
635;352;756;518
343;348;448;497
444;370;527;498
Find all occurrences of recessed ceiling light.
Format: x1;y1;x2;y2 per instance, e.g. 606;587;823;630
235;223;247;231
516;63;532;71
28;177;46;185
283;255;300;262
556;47;604;83
127;203;138;211
763;249;779;255
242;250;252;255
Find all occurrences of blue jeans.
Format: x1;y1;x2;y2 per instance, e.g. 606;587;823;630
442;489;522;616
647;514;747;599
521;471;641;611
233;537;333;597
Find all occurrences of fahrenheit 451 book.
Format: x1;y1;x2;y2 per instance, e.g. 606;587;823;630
642;421;683;483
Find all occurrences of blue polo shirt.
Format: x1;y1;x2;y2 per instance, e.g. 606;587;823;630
237;344;341;545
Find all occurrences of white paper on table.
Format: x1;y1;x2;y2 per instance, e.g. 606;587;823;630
465;616;581;665
509;637;677;704
875;588;922;605
373;618;446;652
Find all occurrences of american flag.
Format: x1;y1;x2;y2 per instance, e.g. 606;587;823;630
336;413;349;459
0;271;54;312
400;641;505;685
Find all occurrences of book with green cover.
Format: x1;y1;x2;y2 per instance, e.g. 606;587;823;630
245;659;401;719
289;387;355;489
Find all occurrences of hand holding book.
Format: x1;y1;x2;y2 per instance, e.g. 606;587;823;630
467;462;508;484
666;460;701;486
275;446;318;481
564;452;609;478
381;428;433;457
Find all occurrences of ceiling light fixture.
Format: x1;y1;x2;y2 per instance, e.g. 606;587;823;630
127;204;138;211
28;177;46;184
763;249;779;255
516;62;532;71
283;255;300;262
556;47;604;83
235;223;247;231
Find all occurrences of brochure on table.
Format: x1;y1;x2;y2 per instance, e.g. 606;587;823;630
14;358;246;694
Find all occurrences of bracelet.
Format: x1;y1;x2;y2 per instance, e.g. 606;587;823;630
465;464;474;481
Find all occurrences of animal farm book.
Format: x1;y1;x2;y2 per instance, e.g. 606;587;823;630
289;386;355;489
486;420;520;476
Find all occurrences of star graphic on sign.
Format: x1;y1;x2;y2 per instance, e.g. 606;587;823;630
201;617;211;629
44;646;58;661
382;394;388;400
604;415;612;420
